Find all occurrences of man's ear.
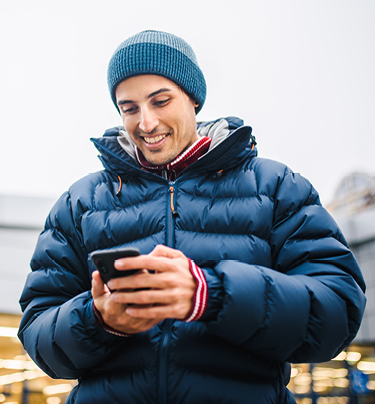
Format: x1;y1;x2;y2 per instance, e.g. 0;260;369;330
188;96;200;113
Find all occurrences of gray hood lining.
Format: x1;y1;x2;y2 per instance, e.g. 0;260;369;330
116;118;231;161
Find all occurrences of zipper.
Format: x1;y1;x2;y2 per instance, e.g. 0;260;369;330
157;182;178;404
169;186;176;215
167;184;178;246
157;319;172;404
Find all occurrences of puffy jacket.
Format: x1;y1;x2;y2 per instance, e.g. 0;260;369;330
18;117;366;404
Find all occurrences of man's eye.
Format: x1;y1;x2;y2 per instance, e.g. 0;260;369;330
154;99;170;107
122;106;137;114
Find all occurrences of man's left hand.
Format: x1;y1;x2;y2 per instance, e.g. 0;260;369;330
108;245;196;321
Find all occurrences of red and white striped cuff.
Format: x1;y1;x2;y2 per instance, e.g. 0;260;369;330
184;259;208;322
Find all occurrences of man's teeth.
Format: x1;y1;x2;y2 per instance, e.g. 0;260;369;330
143;134;166;144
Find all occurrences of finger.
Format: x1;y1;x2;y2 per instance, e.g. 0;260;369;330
112;286;192;306
126;303;190;320
107;271;152;291
114;255;188;274
92;271;108;299
108;269;187;291
149;245;185;259
114;246;185;270
112;289;165;305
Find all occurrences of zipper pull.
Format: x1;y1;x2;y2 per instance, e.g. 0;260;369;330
116;175;123;197
169;186;179;218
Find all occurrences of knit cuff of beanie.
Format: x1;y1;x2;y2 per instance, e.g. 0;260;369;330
183;259;208;322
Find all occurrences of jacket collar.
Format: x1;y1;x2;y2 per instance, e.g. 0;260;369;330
90;117;257;178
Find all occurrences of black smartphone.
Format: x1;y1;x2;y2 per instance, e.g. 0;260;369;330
90;247;141;284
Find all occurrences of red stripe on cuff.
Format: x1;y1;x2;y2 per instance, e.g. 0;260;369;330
184;259;208;322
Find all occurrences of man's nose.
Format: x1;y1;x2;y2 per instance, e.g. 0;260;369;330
139;107;159;133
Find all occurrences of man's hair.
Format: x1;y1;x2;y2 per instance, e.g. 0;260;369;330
107;30;206;113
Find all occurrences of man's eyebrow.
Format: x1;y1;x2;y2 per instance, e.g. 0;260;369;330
117;99;133;106
117;87;175;106
147;87;173;99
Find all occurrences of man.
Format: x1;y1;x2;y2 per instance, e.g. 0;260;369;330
18;30;366;404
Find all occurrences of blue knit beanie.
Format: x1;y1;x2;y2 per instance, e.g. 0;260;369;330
107;30;206;113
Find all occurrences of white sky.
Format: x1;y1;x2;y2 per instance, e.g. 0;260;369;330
1;0;374;206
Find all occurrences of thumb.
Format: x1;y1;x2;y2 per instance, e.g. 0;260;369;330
91;270;108;299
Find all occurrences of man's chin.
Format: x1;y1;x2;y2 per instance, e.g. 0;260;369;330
143;152;173;167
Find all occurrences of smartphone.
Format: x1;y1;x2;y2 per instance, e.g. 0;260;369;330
90;247;141;284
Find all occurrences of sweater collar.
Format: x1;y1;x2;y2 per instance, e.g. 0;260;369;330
136;136;212;181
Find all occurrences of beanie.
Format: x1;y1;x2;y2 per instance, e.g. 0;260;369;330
107;30;206;113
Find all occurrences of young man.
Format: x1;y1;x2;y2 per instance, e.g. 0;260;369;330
18;30;366;404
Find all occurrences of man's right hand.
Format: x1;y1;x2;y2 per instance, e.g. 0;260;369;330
91;270;163;335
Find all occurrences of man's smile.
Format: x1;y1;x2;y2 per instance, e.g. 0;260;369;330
142;134;168;144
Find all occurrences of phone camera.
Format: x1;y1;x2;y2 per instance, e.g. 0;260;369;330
95;259;108;273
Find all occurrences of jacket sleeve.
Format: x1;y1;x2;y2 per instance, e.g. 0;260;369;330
18;191;125;379
200;172;366;364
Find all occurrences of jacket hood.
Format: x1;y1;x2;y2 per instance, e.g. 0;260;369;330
90;116;257;177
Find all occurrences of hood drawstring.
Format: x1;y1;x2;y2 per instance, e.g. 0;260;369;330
116;176;122;197
213;169;224;178
250;134;257;150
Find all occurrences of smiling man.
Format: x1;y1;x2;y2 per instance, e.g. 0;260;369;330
116;75;200;168
18;30;366;404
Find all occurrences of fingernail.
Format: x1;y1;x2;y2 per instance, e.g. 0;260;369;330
114;259;124;269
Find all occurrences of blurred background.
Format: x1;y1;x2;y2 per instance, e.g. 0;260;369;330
0;1;374;403
0;0;374;204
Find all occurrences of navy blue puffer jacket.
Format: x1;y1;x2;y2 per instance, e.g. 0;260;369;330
18;117;366;404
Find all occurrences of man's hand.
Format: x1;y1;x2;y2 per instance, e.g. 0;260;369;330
91;245;196;335
92;271;161;335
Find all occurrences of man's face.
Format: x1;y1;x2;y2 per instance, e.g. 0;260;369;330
115;75;199;166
